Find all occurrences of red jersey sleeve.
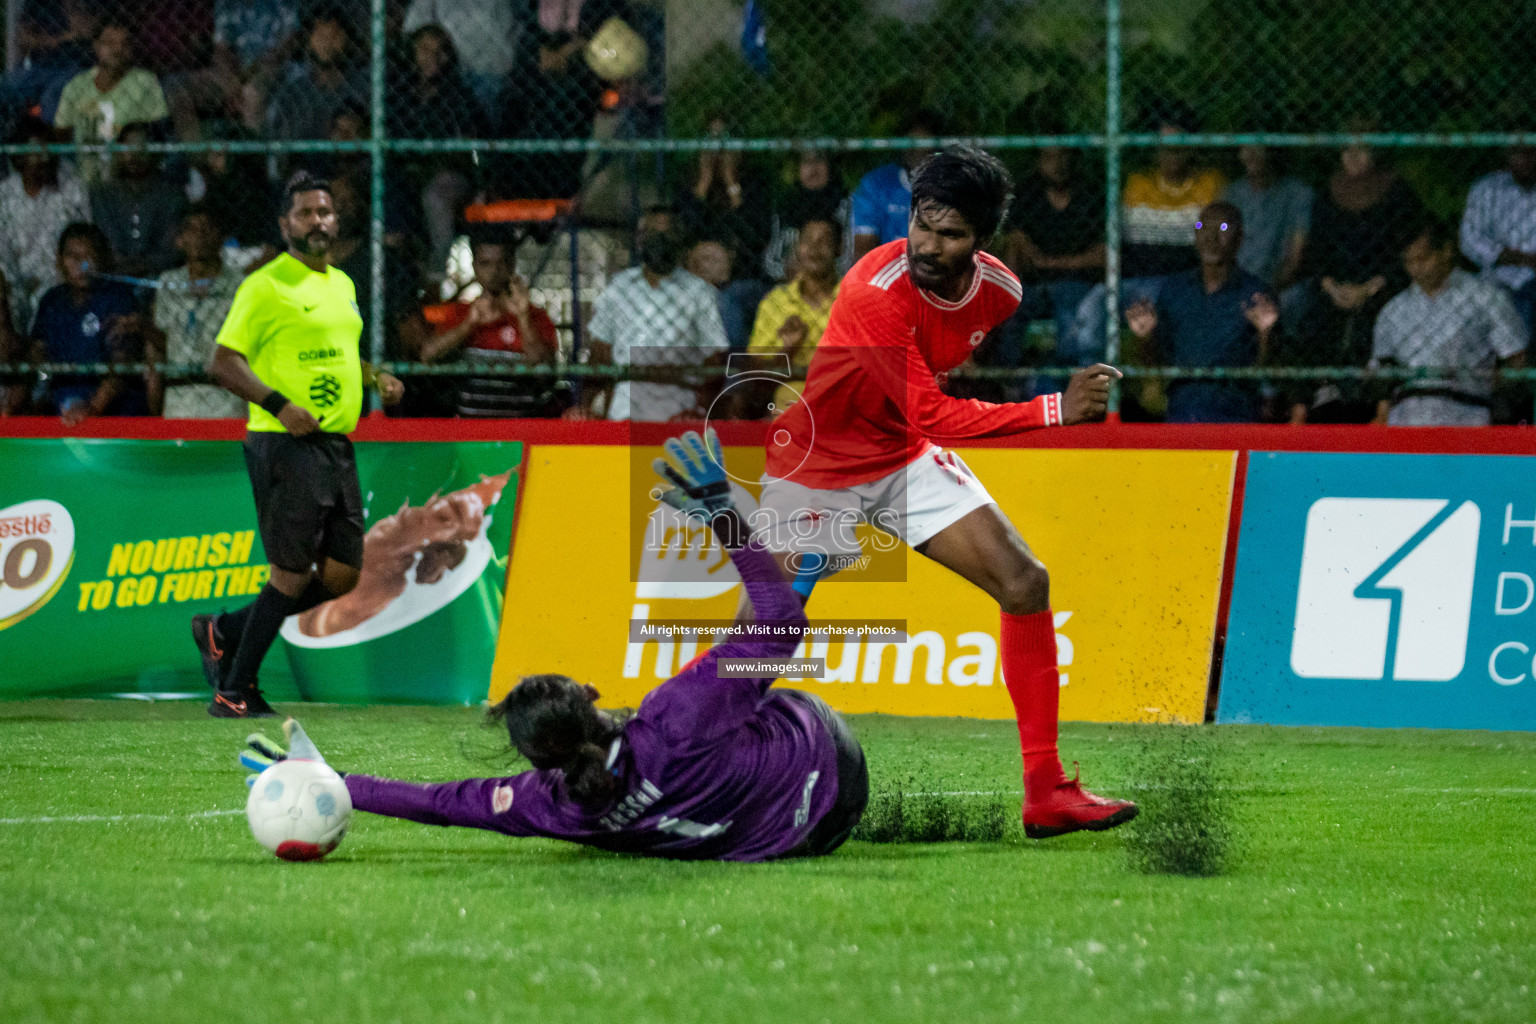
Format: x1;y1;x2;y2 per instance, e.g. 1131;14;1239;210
529;306;559;349
841;284;1063;441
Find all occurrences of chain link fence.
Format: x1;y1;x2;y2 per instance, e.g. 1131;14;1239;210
0;0;1532;424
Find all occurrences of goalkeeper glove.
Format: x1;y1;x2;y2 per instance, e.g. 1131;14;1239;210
652;428;733;517
238;718;328;787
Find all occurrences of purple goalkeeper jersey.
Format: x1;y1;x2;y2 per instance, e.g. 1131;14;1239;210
344;540;841;862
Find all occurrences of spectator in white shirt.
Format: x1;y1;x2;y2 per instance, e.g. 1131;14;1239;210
1374;218;1527;426
1459;146;1536;340
145;204;246;419
0;117;92;335
580;208;729;421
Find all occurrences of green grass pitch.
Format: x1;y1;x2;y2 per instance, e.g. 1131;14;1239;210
3;700;1534;1023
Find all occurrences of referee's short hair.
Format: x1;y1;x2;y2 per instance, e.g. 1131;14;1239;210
281;170;332;216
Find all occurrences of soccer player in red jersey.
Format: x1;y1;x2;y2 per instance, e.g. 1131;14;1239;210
750;147;1136;838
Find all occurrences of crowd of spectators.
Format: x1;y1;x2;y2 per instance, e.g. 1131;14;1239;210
547;118;1536;426
0;4;1532;427
1012;113;1536;427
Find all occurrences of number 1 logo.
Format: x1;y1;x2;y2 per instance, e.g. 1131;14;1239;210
1290;498;1480;682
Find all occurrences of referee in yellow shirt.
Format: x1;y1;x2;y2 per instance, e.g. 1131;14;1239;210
191;170;404;718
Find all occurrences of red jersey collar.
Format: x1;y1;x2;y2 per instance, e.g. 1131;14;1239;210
916;254;983;310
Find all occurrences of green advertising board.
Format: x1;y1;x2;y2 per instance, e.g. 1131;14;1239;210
0;439;521;704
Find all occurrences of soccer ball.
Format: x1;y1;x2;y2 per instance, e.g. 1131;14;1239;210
245;759;352;862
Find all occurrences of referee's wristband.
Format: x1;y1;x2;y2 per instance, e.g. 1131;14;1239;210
259;391;291;417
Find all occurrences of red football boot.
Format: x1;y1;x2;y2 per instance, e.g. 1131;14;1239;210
1023;763;1138;839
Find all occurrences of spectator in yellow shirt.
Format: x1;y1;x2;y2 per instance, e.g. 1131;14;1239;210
746;218;841;417
1072;104;1226;371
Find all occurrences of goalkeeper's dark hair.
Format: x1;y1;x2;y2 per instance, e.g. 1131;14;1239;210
488;674;625;808
281;170;332;216
909;146;1014;244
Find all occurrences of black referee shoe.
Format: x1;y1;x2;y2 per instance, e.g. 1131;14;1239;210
190;613;231;690
208;686;277;719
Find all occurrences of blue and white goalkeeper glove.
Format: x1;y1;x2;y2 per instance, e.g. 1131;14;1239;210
239;718;327;787
652;428;733;517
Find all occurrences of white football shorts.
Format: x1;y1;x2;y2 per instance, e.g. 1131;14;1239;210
752;445;998;574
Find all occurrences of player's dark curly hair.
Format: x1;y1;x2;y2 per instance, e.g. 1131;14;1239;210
488;674;627;808
909;146;1014;244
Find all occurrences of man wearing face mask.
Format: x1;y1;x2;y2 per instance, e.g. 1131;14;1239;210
193;170;404;718
580;207;730;421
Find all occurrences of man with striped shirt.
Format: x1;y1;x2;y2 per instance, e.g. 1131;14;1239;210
1374;218;1527;426
1459;146;1536;340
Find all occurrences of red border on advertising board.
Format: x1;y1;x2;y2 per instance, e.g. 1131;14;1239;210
499;441;531;613
1207;450;1249;721
3;415;1534;453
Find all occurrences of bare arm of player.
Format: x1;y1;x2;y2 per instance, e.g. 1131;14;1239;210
211;344;320;435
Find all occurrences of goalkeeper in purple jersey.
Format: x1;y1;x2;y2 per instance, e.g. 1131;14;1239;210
240;430;869;862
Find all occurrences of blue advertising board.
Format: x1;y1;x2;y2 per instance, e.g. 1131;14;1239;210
1218;451;1536;730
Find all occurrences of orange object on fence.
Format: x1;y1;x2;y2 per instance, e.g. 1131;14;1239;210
463;200;573;224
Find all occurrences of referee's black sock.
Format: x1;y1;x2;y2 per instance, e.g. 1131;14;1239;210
217;604;253;648
219;578;336;653
293;578;338;614
224;584;301;691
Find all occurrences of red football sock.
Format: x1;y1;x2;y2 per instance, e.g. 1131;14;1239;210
1000;609;1066;796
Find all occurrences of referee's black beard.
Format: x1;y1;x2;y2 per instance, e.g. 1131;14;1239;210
290;233;333;259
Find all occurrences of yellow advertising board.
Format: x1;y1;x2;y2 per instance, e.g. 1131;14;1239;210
491;444;1234;723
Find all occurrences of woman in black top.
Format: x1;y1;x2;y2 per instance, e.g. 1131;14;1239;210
1292;142;1424;422
502;0;631;199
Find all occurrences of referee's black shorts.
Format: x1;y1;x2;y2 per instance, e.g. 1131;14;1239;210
777;689;869;858
243;431;364;574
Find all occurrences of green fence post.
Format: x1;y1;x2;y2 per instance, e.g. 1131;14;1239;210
368;0;386;412
1104;0;1123;416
